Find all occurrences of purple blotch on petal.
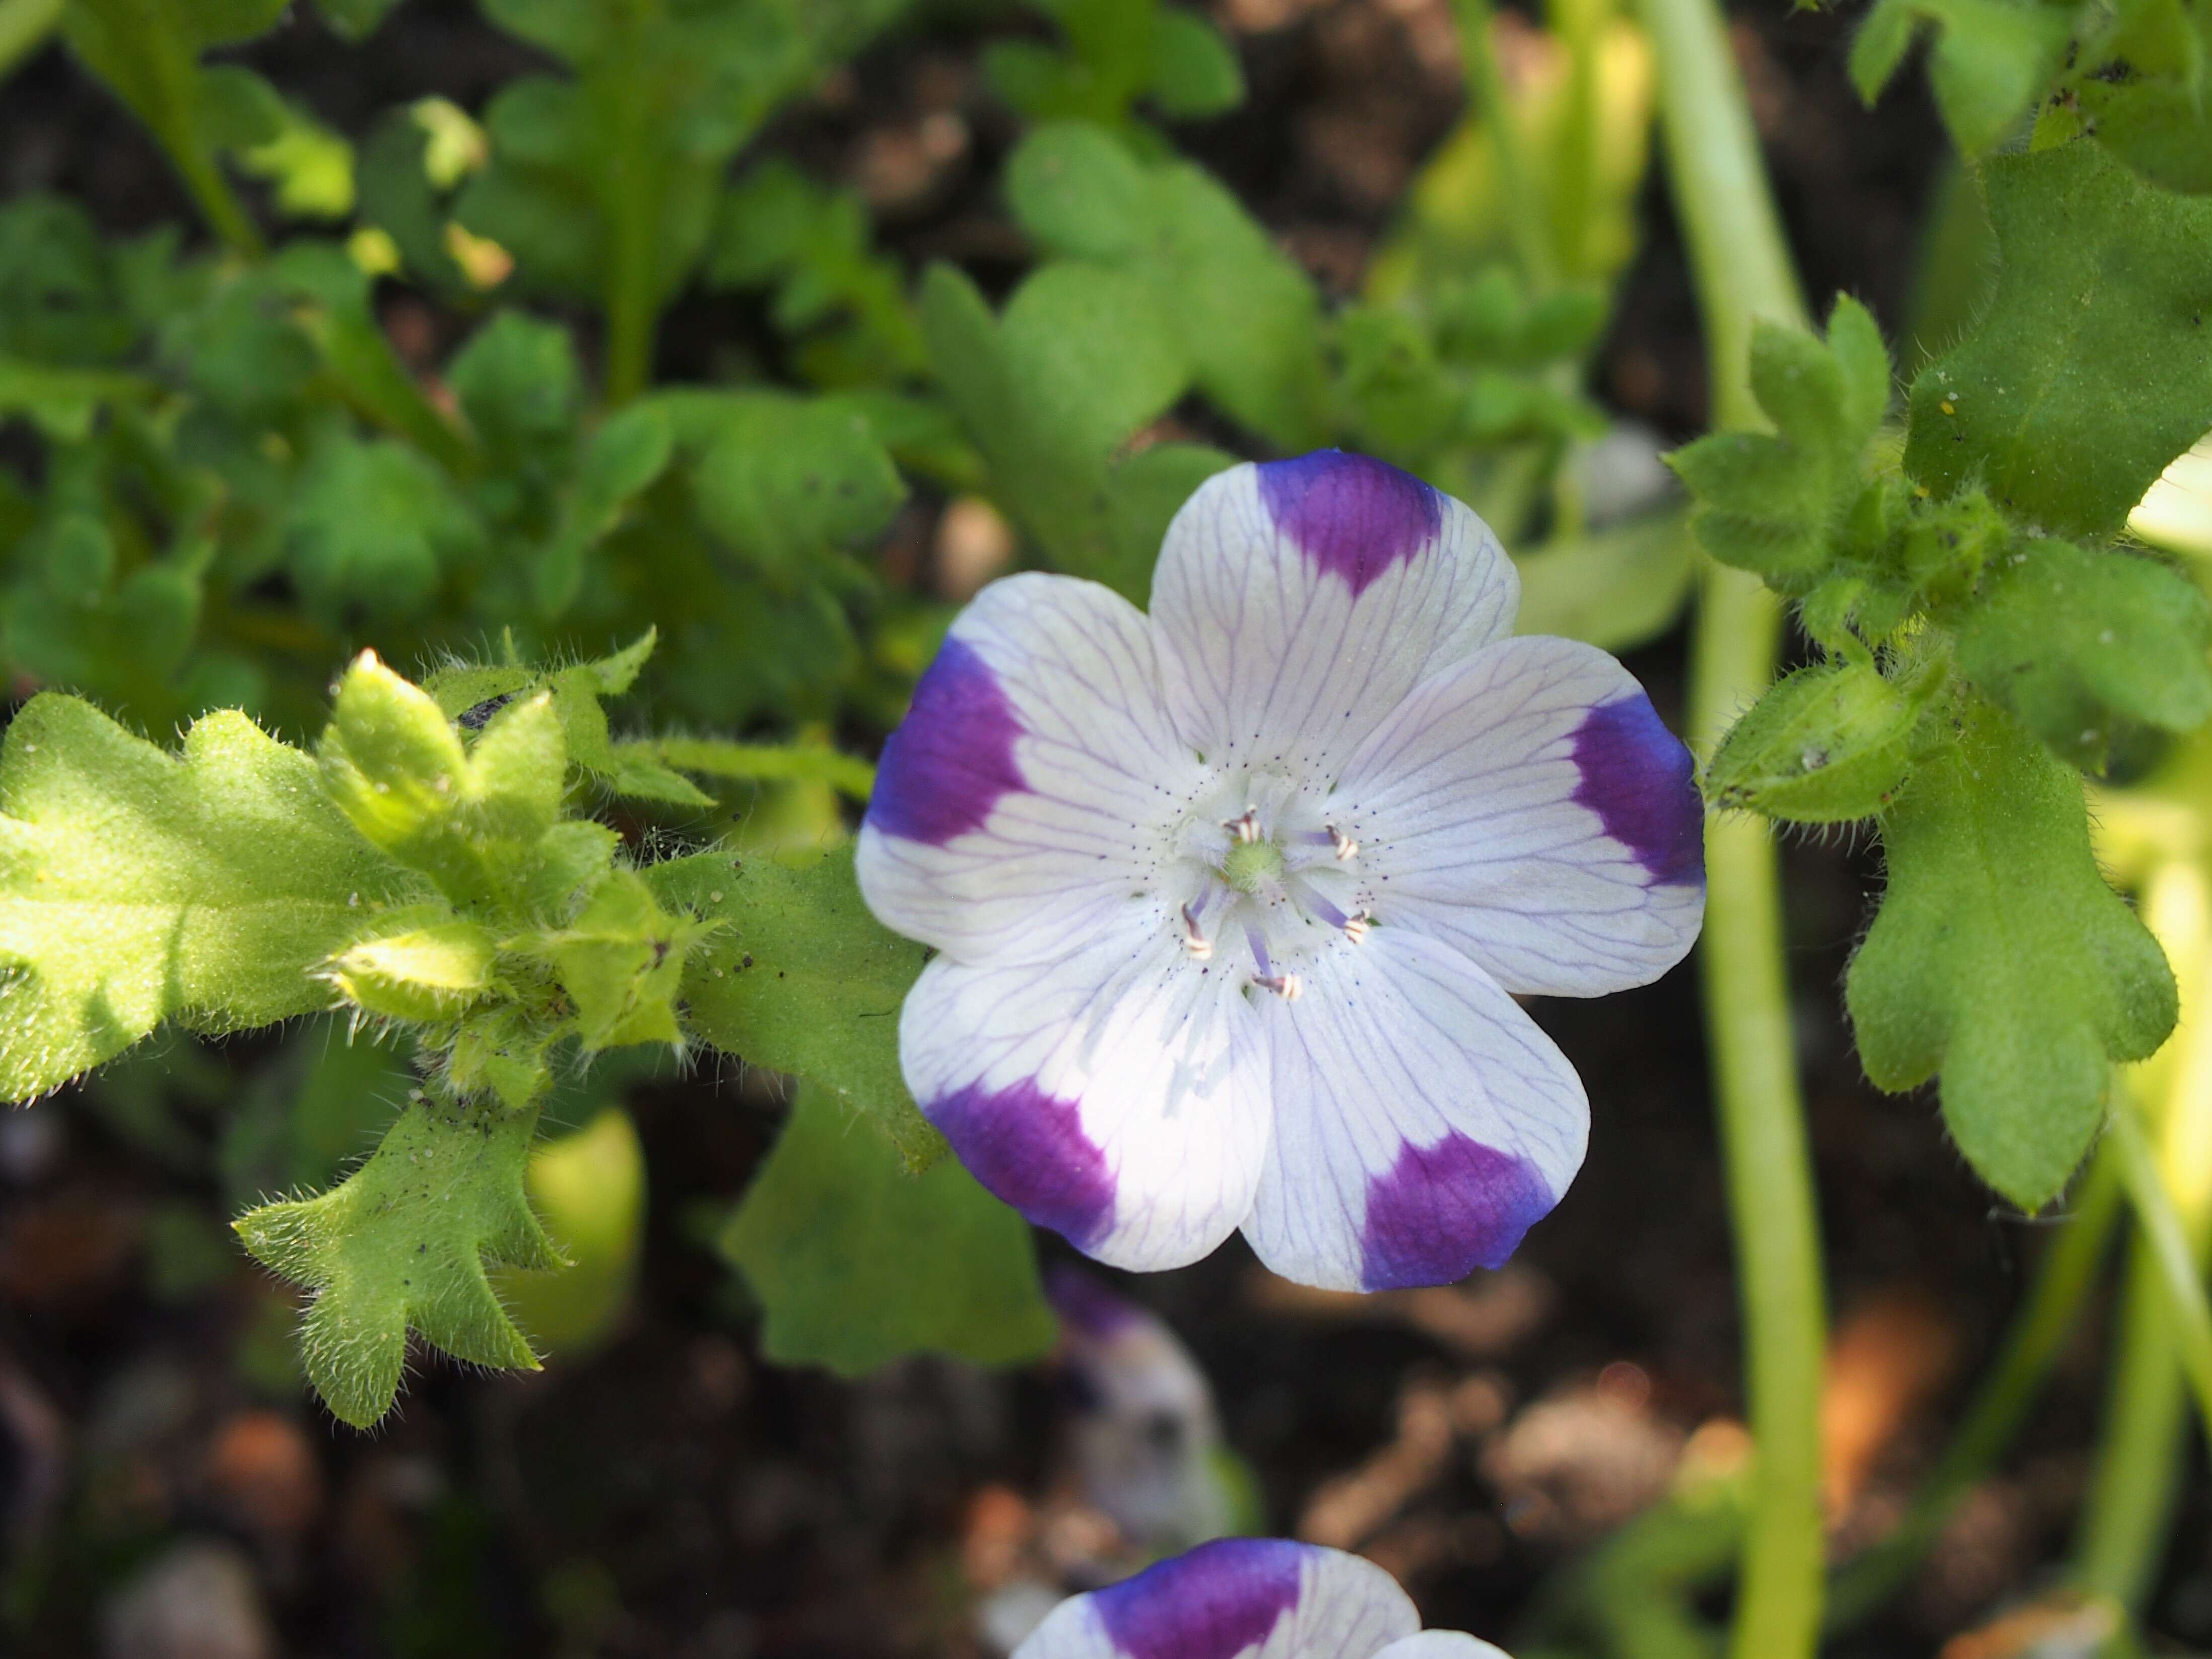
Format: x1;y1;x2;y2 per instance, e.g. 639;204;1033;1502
1046;1264;1150;1342
1359;1133;1556;1291
1570;694;1704;888
865;635;1025;845
1255;450;1444;597
927;1079;1115;1251
1092;1538;1309;1659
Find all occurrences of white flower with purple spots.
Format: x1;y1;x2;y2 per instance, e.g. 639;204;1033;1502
859;452;1703;1291
1012;1538;1510;1659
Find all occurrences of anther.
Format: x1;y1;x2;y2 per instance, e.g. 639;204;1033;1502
1256;972;1303;1001
1343;913;1371;945
1181;900;1213;959
1326;824;1359;861
1226;808;1262;844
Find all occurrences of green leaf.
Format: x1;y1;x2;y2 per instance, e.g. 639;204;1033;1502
1951;538;2212;766
328;919;501;1023
490;1103;646;1357
0;694;422;1102
282;435;483;620
1147;7;1244;117
635;735;876;801
1006;123;1326;448
1845;698;2177;1208
1848;0;2076;153
309;0;404;42
719;1084;1055;1376
1704;658;1928;821
1511;508;1698;651
234;1096;559;1427
919;260;1220;596
447;310;583;473
646;845;943;1169
2066;0;2212;194
1904;143;2212;541
0;195;139;365
1669;296;1893;593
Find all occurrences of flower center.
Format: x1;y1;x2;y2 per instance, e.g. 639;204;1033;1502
1162;771;1373;1000
1222;837;1284;893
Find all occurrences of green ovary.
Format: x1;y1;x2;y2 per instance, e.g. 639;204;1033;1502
1222;838;1285;893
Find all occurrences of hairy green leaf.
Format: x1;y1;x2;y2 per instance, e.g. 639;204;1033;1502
0;694;421;1102
1669;296;1892;593
1845;699;2177;1208
646;845;942;1168
1905;143;2212;540
720;1085;1054;1376
1952;538;2212;766
234;1096;559;1427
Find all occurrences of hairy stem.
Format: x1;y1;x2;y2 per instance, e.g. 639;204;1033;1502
1635;0;1821;1650
1827;1150;2121;1627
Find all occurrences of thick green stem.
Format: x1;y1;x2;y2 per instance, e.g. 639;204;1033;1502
2079;865;2212;1608
1635;0;1820;1651
1828;1150;2122;1627
1448;0;1558;290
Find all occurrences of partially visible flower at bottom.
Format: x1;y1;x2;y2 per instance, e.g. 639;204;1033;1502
1012;1538;1511;1659
859;450;1705;1290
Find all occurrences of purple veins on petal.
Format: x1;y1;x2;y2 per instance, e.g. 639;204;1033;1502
1255;451;1444;598
1359;1134;1557;1291
1092;1538;1307;1659
926;1078;1116;1251
1569;694;1705;889
866;635;1026;846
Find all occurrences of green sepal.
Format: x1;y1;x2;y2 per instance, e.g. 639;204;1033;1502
327;917;501;1024
319;650;477;885
526;869;711;1051
233;1095;560;1428
720;1085;1056;1377
1704;657;1931;822
1845;698;2178;1209
1950;538;2212;768
450;1003;559;1112
647;845;943;1169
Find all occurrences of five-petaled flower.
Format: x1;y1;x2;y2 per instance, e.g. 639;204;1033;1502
858;452;1703;1290
1012;1537;1510;1659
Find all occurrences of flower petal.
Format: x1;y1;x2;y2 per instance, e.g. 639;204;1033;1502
1012;1540;1418;1659
1329;635;1704;998
899;917;1270;1272
1150;454;1517;779
1244;928;1586;1291
859;573;1203;966
1374;1635;1515;1659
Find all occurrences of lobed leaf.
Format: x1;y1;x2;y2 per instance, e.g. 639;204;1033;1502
0;694;422;1102
1845;698;2177;1208
646;845;943;1168
1952;538;2212;767
719;1084;1055;1376
234;1096;560;1427
1904;142;2212;541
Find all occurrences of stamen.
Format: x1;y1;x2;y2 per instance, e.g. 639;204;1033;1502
1256;972;1303;1001
1245;926;1273;980
1225;808;1262;844
1181;898;1213;959
1344;912;1371;945
1326;823;1359;862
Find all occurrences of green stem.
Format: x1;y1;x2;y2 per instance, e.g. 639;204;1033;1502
1827;1149;2122;1628
2107;1105;2212;1460
1636;0;1820;1651
1448;0;1559;291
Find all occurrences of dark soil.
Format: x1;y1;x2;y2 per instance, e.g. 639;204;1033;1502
1;3;2178;1657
